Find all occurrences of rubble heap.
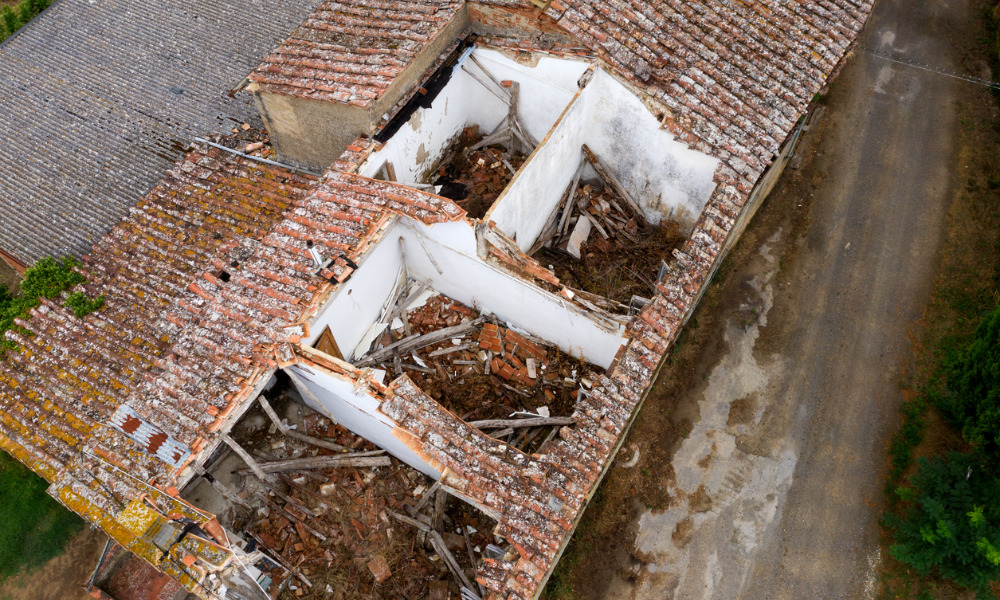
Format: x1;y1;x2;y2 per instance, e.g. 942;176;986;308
366;294;601;453
239;406;497;599
432;127;527;220
534;180;684;309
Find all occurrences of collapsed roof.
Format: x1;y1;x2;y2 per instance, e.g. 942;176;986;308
0;0;874;598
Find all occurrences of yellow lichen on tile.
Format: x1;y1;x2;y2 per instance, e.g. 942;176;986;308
117;498;161;537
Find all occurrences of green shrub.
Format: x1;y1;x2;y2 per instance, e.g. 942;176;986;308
63;291;105;318
940;303;1000;462
1;6;19;36
885;452;1000;598
16;1;31;24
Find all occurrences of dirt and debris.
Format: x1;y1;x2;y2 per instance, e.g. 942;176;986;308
214;393;498;600
366;293;602;452
534;181;684;308
431;126;527;220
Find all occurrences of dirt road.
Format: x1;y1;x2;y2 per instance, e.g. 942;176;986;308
562;0;978;598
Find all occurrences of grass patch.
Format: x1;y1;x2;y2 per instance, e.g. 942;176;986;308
0;451;82;577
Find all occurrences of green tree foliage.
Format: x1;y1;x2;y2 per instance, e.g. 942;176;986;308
17;1;31;24
941;303;1000;461
885;452;1000;598
1;257;104;353
0;451;82;576
0;0;50;41
1;5;19;36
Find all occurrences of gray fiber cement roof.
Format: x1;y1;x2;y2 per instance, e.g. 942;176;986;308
0;0;322;266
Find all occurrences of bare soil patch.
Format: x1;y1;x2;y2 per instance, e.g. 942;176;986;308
0;528;105;600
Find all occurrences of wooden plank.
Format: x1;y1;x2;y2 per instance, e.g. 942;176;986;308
240;453;390;474
222;434;270;482
468;417;576;429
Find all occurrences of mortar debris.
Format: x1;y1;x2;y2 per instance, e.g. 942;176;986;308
369;294;602;452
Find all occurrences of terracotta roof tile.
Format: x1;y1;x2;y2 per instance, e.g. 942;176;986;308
248;0;464;106
524;0;875;182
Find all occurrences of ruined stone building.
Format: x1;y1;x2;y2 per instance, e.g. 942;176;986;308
0;0;873;598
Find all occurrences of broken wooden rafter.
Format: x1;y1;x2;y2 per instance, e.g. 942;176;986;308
582;144;644;219
222;434;273;482
238;451;390;474
356;316;486;367
257;395;350;453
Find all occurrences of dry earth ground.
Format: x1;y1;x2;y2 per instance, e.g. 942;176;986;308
0;262;18;294
0;528;104;600
543;0;990;597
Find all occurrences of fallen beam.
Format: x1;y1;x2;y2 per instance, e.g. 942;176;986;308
582;144;644;219
238;452;390;474
357;316;486;367
257;395;350;452
222;434;271;482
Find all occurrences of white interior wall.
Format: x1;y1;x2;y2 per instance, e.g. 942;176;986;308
358;49;589;185
398;220;627;368
489;69;721;251
286;363;441;479
583;71;720;231
305;227;404;359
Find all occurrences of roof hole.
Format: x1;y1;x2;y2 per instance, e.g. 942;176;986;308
218;270;231;283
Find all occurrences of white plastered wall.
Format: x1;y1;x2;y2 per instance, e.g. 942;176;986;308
397;219;626;368
357;48;589;184
489;69;721;251
286;362;441;479
304;229;405;360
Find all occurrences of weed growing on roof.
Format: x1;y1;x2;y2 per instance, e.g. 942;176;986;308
0;257;105;353
63;291;105;318
0;451;82;576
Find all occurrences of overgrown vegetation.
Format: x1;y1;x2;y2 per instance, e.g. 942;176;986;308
938;304;1000;459
879;3;1000;597
0;257;100;579
0;0;49;42
0;451;82;576
886;453;1000;598
0;257;104;353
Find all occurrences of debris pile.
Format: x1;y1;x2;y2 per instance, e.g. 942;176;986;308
531;145;685;308
362;293;600;452
431;126;527;220
234;404;496;599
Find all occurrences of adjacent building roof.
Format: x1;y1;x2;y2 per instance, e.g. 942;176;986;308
247;0;465;106
0;0;325;267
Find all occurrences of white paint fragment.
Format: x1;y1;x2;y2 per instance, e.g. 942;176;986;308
567;215;592;258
